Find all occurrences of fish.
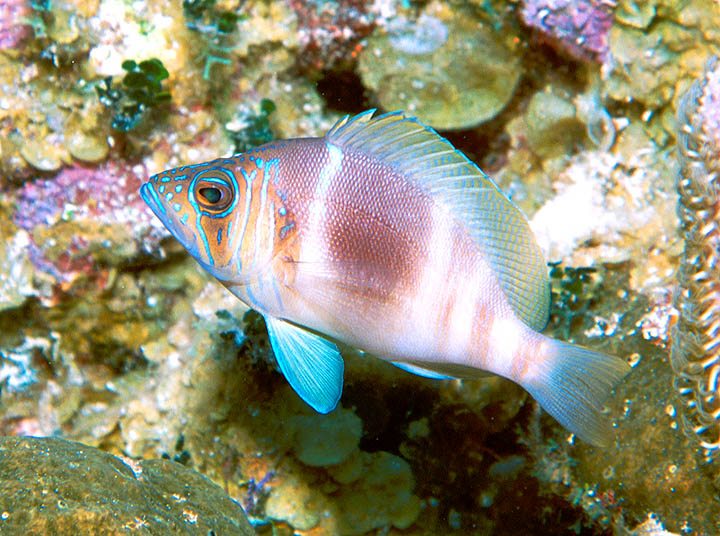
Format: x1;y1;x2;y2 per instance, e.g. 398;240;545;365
140;110;629;446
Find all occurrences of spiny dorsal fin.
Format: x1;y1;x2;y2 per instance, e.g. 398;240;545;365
326;110;550;331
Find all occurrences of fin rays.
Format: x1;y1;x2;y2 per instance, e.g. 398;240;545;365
326;110;551;331
524;339;630;446
265;316;344;413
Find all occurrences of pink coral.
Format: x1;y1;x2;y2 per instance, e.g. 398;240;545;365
14;163;151;230
521;0;613;63
0;0;32;50
13;162;167;285
290;0;376;71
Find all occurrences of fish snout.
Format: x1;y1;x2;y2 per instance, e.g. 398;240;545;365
140;182;167;218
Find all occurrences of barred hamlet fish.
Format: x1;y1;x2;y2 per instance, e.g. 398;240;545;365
140;110;629;445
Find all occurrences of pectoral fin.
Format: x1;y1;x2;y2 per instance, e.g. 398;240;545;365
265;316;344;413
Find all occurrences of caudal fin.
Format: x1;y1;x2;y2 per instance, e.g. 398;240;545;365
523;339;630;446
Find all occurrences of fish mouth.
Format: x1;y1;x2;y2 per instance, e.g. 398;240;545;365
140;182;167;221
140;182;197;253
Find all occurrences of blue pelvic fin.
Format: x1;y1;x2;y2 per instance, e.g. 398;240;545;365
391;361;454;380
265;316;344;413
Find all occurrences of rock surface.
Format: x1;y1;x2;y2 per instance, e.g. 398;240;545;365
0;436;255;535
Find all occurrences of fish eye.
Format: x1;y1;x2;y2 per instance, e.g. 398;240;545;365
193;171;235;213
198;187;222;204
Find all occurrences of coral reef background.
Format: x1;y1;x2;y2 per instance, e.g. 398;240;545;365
1;0;720;534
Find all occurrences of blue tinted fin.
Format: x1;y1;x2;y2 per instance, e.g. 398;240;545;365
265;316;344;413
326;110;550;331
523;337;629;446
391;361;454;380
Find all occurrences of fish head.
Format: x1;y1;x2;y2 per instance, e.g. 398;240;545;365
141;160;275;284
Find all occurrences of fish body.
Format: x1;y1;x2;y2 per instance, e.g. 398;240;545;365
140;110;628;445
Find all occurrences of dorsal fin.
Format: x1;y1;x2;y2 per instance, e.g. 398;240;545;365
326;110;550;331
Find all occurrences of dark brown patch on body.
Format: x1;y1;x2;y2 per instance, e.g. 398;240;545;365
277;139;435;306
326;149;434;303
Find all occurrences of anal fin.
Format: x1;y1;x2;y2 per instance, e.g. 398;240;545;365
391;361;454;380
393;360;494;379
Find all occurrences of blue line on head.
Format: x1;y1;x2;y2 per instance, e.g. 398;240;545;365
142;183;166;215
200;176;232;186
189;167;240;219
159;185;165;194
178;163;205;172
173;203;182;212
254;163;274;268
181;213;189;224
187;167;240;265
265;158;280;185
196;212;213;266
161;176;171;183
165;192;174;201
173;175;188;181
279;222;294;239
236;167;255;257
217;227;222;245
175;185;183;193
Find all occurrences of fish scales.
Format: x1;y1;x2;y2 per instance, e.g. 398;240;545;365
141;110;629;446
257;138;499;371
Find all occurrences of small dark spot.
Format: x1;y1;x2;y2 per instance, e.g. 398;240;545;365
174;434;185;452
173;450;191;465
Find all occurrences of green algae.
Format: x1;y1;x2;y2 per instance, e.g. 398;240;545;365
227;98;276;153
96;58;171;132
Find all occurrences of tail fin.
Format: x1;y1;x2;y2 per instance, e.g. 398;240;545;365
523;338;630;446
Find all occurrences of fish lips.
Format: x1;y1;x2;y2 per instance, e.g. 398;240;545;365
140;182;198;254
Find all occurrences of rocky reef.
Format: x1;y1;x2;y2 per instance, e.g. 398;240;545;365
2;0;720;535
0;435;255;534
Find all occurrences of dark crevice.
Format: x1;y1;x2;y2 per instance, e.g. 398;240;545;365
315;69;370;115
